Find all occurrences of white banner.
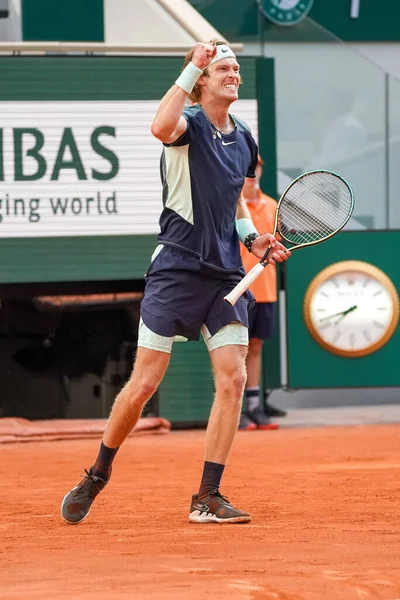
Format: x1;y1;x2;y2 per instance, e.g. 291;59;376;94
0;100;257;238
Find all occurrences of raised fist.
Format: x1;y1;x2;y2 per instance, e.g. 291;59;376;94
191;43;217;70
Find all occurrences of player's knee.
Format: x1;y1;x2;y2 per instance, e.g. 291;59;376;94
127;377;158;405
232;369;247;396
217;367;246;399
139;378;158;400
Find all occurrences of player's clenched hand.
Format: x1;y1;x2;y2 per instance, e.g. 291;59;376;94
251;233;291;263
191;43;217;70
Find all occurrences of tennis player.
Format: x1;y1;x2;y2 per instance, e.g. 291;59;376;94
61;40;290;525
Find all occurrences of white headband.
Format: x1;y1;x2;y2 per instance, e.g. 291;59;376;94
204;44;236;70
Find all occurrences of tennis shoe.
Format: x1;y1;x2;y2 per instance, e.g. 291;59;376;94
61;469;109;524
264;402;287;418
238;412;257;431
189;490;251;524
245;406;279;431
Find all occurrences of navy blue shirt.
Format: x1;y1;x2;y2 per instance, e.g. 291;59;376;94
158;105;258;273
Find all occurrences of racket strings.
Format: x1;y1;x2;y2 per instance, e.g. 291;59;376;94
278;172;353;246
279;204;335;243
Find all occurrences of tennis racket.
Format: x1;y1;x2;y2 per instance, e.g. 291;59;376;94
224;170;354;306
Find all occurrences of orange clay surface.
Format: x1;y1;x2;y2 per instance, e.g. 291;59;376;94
1;425;400;600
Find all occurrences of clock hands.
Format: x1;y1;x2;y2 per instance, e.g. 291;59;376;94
334;305;358;324
319;305;358;324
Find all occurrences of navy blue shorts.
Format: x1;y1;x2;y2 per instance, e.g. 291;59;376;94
141;245;255;341
248;302;276;340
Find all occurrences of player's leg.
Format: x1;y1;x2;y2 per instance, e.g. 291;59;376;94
244;336;278;429
189;323;252;523
61;322;173;524
258;302;287;418
246;336;263;389
206;338;247;464
102;347;170;449
243;303;279;429
239;336;264;430
238;303;259;431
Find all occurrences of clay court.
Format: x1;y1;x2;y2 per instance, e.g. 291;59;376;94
1;424;400;600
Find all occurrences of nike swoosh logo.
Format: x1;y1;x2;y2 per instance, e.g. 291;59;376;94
221;141;236;146
221;48;228;53
193;503;210;512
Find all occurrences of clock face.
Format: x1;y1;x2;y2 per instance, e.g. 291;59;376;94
304;261;399;357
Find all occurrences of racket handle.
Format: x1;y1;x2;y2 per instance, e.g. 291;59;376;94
224;263;265;306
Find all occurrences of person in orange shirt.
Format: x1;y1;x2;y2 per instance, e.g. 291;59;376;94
239;154;287;431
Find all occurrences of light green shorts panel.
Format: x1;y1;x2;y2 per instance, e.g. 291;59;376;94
138;320;248;354
201;323;249;352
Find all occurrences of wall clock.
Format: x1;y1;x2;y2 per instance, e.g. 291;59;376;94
303;260;399;357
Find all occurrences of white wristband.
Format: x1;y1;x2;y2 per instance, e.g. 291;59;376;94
175;62;203;95
236;218;258;243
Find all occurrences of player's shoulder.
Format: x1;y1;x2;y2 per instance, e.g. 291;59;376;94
230;114;253;135
182;105;203;121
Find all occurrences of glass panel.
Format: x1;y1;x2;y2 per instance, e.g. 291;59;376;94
388;74;400;229
260;17;388;230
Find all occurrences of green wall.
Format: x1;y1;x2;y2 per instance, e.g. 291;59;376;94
256;58;277;199
0;56;256;102
189;0;400;42
158;342;214;425
309;0;400;42
0;235;158;283
256;57;281;389
22;0;104;42
285;230;400;388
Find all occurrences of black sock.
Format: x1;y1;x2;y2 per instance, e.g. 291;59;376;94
198;461;225;497
245;387;260;412
91;442;119;480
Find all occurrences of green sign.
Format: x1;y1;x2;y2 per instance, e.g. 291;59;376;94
285;231;400;388
263;0;314;26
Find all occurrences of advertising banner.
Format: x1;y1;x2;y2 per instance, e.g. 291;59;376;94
0;100;164;237
0;99;257;238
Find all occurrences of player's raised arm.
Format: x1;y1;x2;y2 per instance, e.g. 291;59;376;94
150;42;217;145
